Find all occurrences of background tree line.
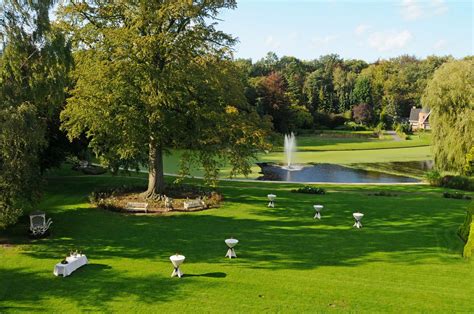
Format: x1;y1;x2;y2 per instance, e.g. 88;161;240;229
236;52;456;133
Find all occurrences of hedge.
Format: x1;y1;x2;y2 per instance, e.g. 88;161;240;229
458;202;474;258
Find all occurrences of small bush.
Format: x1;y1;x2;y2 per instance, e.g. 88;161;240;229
443;192;472;200
291;186;326;194
425;170;442;186
368;191;398;197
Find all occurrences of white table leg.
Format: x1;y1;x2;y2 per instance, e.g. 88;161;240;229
225;248;237;259
172;267;183;278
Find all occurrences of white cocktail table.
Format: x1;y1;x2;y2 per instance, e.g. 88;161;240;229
313;205;324;219
225;238;239;259
353;212;364;228
267;194;276;208
170;254;185;278
54;254;88;277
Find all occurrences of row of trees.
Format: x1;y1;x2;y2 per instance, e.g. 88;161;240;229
0;0;472;229
237;52;454;132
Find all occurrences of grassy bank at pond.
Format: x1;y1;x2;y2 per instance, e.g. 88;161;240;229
1;168;472;312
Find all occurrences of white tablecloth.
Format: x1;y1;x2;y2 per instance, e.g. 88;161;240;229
54;255;88;277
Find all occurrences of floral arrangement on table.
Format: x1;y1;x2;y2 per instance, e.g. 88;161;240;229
61;250;83;264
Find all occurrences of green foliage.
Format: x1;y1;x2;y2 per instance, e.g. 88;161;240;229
440;175;474;192
425;170;474;191
352;76;372;105
425;170;442;186
422;59;474;174
291;186;326;194
464;146;474;176
457;202;474;258
288;105;313;130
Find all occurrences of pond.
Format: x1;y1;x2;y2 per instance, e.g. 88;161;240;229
256;162;430;183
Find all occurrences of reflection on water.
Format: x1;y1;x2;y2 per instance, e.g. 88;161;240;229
257;162;423;183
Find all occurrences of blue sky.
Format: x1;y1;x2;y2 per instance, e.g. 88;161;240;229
215;0;473;62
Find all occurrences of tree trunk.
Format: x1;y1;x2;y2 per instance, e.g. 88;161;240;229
141;138;165;200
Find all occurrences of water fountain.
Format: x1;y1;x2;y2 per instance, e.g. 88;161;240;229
282;132;302;171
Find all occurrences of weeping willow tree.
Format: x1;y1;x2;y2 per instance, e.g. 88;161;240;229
0;0;71;228
422;58;474;174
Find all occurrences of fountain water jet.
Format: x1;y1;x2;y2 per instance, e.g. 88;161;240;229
282;132;302;171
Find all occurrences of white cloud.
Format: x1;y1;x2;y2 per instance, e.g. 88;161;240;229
368;30;413;52
433;39;447;50
400;0;448;20
264;36;281;49
355;24;371;36
431;0;448;15
311;35;338;47
401;0;423;20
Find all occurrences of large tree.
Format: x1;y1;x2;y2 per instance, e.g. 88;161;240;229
0;0;71;228
59;1;271;199
422;59;474;174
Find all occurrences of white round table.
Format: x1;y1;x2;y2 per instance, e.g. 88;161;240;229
313;205;324;219
170;254;185;278
267;194;276;208
225;238;239;259
353;212;364;228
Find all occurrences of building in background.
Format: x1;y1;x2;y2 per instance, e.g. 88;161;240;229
409;107;431;130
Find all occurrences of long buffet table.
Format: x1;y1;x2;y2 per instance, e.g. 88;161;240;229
54;254;88;277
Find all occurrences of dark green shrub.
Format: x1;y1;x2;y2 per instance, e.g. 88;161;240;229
443;192;472;200
441;175;474;191
291;186;326;194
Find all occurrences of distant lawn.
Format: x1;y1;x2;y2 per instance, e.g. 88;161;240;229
0;169;472;312
291;132;431;152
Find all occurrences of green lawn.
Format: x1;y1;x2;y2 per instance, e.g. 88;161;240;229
290;132;431;152
1;169;473;312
